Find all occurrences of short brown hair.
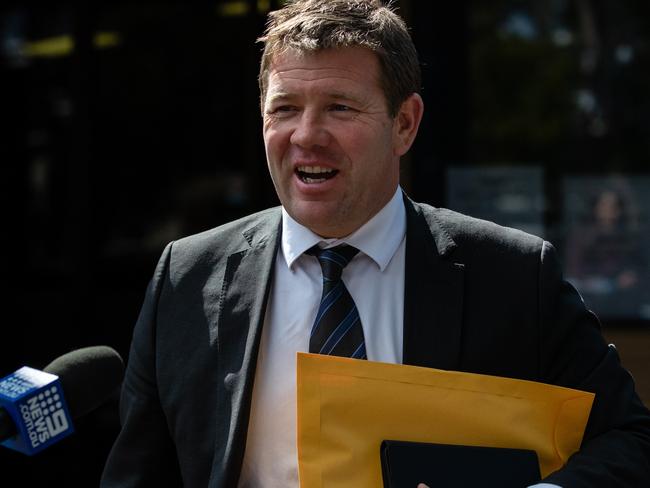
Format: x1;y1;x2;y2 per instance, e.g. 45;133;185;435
258;0;421;117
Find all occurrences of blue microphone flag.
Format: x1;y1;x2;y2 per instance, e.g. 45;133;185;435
0;366;74;455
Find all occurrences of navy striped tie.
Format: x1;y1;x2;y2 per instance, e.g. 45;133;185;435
307;245;367;359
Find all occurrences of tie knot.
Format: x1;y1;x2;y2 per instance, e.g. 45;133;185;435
307;244;360;282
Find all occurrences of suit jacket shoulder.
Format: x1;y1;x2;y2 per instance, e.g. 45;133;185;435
411;200;545;258
168;206;282;272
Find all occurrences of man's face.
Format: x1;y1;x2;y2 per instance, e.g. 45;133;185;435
262;47;405;238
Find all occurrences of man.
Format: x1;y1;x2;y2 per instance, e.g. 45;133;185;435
101;1;650;487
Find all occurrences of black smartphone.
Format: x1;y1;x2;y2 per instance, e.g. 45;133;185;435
380;440;541;488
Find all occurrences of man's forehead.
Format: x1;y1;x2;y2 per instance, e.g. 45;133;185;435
266;47;381;92
268;46;380;77
266;68;372;93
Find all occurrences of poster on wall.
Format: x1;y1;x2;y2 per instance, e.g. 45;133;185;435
563;175;650;324
446;166;545;237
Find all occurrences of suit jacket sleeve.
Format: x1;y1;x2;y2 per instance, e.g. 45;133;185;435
100;242;184;487
537;241;650;486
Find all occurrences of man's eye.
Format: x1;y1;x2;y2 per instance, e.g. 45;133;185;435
265;106;298;120
268;105;297;116
330;104;352;112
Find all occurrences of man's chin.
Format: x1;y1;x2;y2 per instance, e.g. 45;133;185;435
289;206;350;238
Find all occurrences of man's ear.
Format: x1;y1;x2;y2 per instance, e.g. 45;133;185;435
392;93;424;157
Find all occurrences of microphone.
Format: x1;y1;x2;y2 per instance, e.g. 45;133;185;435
0;346;124;455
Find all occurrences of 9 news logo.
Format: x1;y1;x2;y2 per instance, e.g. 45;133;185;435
0;366;74;455
20;385;70;449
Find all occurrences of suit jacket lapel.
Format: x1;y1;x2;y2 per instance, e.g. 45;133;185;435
402;197;465;371
210;211;281;488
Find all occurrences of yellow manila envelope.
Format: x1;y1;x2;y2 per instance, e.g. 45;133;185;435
297;352;594;488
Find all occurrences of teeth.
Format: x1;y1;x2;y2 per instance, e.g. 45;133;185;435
296;165;337;184
297;165;334;174
303;177;327;184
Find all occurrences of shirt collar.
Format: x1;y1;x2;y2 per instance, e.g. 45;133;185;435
281;187;406;272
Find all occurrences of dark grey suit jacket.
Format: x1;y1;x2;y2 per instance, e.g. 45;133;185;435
101;197;650;487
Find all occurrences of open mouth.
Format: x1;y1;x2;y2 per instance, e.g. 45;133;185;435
295;165;339;184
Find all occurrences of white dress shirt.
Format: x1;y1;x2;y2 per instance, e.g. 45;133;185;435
237;188;406;488
236;187;560;488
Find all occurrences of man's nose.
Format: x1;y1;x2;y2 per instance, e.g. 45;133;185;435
289;110;331;148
